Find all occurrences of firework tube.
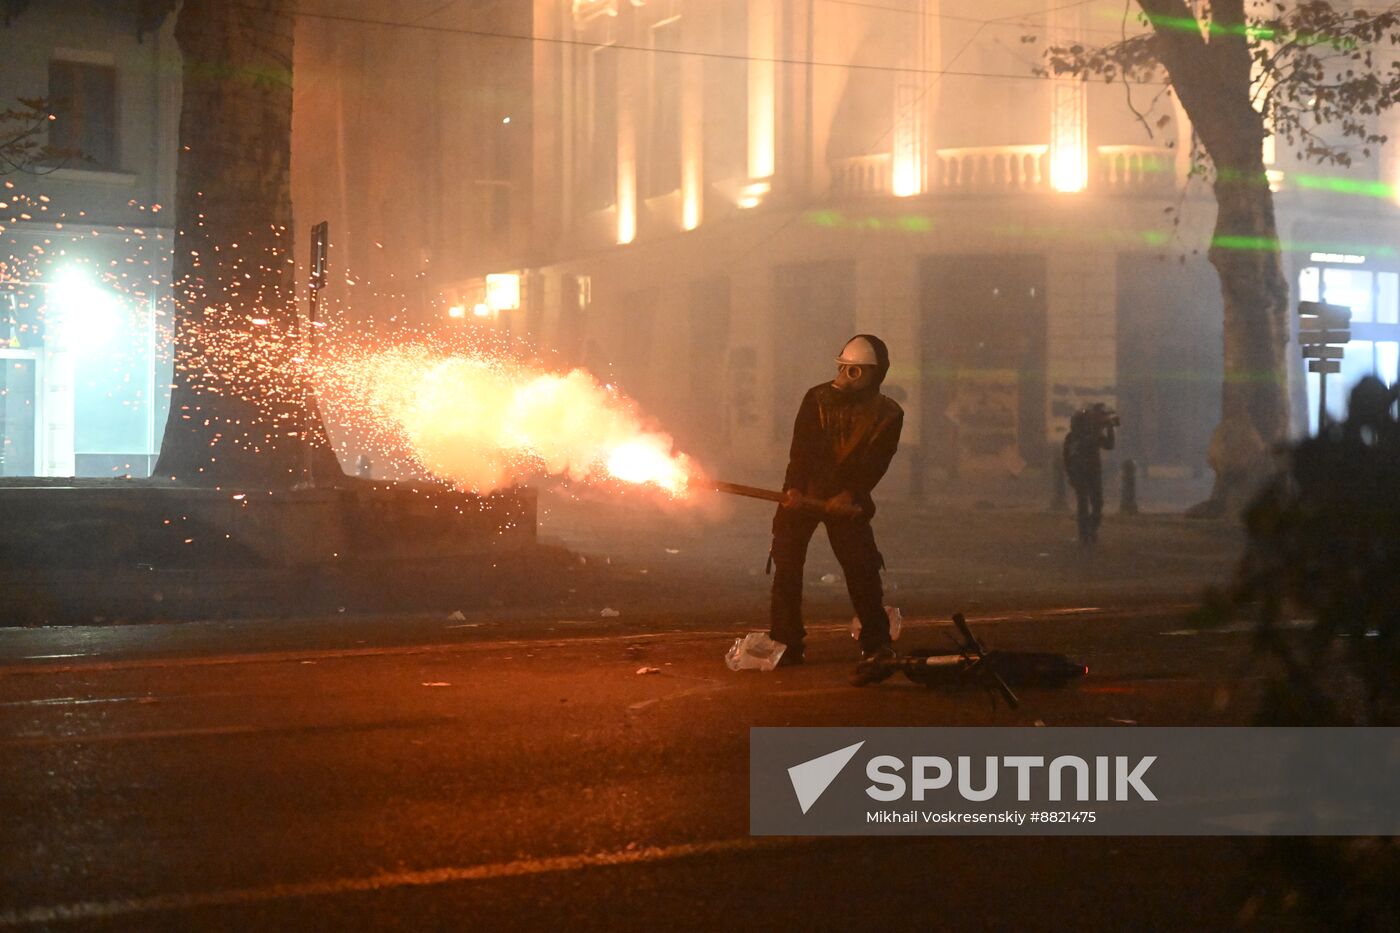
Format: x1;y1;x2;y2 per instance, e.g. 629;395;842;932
709;481;862;519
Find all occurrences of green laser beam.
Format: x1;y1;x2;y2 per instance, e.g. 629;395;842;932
1292;174;1397;199
1136;13;1354;48
802;208;1397;259
1212;234;1396;257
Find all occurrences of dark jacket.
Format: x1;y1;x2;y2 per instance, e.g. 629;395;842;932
1062;423;1115;488
782;382;904;516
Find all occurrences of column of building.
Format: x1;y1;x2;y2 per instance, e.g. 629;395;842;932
1048;2;1088;192
616;6;639;245
1045;0;1114;443
891;0;936;197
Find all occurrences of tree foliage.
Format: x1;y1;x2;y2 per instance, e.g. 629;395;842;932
0;97;83;177
1030;1;1400;513
1039;1;1400;170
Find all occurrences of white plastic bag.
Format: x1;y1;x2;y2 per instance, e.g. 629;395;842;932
851;606;902;641
725;632;787;671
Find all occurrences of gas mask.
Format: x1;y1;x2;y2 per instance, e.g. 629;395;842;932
833;337;879;393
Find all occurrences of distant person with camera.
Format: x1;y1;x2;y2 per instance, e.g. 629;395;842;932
1063;404;1118;545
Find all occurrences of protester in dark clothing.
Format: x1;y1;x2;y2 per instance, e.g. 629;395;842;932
769;335;903;679
1063;405;1117;544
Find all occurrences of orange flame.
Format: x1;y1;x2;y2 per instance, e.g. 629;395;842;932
316;342;697;496
605;439;691;494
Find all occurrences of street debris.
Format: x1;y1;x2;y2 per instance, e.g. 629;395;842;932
665;547;681;554
820;573;839;584
851;605;902;641
447;610;466;621
422;682;451;687
635;666;661;675
1108;717;1138;725
601;608;621;618
725;632;786;672
851;613;1087;707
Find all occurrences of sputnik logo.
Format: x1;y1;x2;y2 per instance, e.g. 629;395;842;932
788;741;865;814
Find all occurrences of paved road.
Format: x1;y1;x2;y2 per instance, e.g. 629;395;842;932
0;605;1270;931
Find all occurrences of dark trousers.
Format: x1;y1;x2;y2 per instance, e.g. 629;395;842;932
1073;480;1103;543
769;507;889;654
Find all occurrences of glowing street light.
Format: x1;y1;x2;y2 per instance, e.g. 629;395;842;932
46;266;123;354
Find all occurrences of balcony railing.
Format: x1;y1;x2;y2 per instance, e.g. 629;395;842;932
1096;145;1175;195
932;145;1050;194
828;144;1178;198
829;153;892;198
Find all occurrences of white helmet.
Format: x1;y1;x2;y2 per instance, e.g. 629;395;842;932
835;336;879;366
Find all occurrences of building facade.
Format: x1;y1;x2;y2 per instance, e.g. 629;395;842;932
0;0;179;478
291;0;535;334
516;0;1400;494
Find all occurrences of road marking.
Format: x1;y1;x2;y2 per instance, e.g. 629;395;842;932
0;696;148;708
0;837;799;927
0;725;262;748
0;604;1195;679
626;678;731;712
0;715;463;749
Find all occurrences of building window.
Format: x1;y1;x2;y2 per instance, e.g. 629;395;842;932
644;18;682;198
704;0;747;184
48;59;118;171
1299;264;1400;429
575;44;618;212
488;121;512;235
489;187;510;234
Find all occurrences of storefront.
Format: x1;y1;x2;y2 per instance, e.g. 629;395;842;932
0;261;168;479
1297;252;1400;430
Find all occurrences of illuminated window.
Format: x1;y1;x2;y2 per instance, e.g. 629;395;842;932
1298;266;1320;303
1379;342;1399;384
1379;273;1398;324
486;273;521;311
1323;268;1373;323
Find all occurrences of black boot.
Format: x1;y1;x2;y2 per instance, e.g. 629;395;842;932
850;644;896;687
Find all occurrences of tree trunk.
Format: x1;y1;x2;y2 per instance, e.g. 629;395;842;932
1135;0;1291;513
1202;160;1292;513
153;0;342;487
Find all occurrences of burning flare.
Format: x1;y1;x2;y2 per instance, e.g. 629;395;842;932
605;439;690;494
317;342;698;496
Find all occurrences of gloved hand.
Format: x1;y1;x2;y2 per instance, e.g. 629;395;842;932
780;488;803;510
824;490;864;520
